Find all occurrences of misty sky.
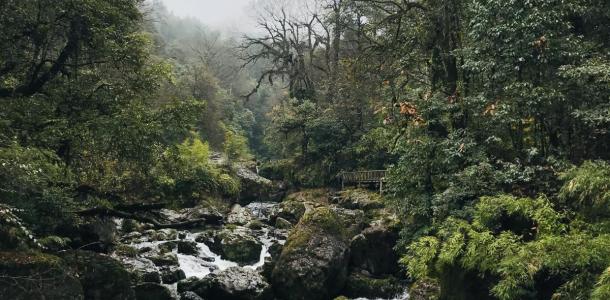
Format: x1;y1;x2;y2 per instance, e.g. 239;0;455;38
160;0;254;31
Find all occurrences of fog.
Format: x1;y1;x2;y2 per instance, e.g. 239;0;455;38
159;0;254;31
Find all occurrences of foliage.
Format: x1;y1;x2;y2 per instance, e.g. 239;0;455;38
403;161;610;299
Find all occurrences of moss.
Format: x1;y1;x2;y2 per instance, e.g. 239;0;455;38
300;207;346;238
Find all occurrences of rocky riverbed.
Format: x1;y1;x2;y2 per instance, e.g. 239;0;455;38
0;168;413;300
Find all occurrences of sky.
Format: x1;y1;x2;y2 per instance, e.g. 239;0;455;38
159;0;255;32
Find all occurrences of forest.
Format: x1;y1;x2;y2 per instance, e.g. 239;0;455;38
0;0;609;299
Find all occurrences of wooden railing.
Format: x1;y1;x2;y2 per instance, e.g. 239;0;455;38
339;170;387;193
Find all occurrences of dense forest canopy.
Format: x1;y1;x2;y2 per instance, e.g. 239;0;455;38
1;0;609;299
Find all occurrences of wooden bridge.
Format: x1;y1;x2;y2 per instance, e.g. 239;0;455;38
339;170;387;193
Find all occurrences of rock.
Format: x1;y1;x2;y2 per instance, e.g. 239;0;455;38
349;224;400;276
274;217;292;229
227;204;254;225
178;232;187;239
149;252;179;267
179;267;272;300
409;277;441;300
161;266;186;284
178;240;199;255
236;163;273;204
61;250;136;300
142;271;162;283
0;251;84;300
195;231;215;243
245;202;280;222
135;283;173;300
180;291;204;300
342;272;404;299
211;227;262;265
271;207;350;300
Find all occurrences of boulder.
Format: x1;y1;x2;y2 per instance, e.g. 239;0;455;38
135;283;173;300
61;250;136;300
178;240;199;255
349;224;400;276
236;163;273;204
0;251;83;300
329;206;366;237
271;207;350;300
211;227;262;265
178;267;271;300
227;204;254;225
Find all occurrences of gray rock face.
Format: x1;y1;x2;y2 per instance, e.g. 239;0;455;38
271;207;350;300
178;267;271;300
210;227;262;265
135;283;173;300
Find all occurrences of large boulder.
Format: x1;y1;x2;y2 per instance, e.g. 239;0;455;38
349;223;400;276
60;250;136;300
271;207;351;300
0;251;84;300
178;267;272;300
211;227;262;265
135;283;173;300
236;163;273;204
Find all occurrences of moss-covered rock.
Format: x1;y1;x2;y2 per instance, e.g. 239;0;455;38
0;251;84;300
60;250;136;300
211;226;262;265
271;207;350;300
342;272;404;299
